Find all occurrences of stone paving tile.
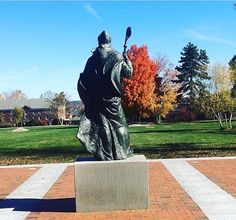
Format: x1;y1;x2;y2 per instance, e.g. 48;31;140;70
27;162;207;220
26;166;75;219
189;159;236;198
0;167;39;199
44;166;75;199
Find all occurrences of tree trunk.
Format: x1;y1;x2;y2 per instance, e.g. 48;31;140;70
59;118;64;125
156;115;162;124
211;108;224;129
224;113;228;127
218;113;224;129
229;113;233;129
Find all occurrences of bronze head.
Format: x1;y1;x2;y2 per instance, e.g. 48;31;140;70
98;31;111;46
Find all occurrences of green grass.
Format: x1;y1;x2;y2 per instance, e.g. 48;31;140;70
0;126;84;165
130;121;236;148
0;121;236;165
0;126;79;148
129;121;236;159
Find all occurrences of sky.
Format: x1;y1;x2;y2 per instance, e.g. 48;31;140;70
0;1;236;101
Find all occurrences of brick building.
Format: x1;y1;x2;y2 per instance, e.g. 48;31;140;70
0;99;51;126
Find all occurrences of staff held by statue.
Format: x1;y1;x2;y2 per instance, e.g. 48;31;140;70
123;27;132;55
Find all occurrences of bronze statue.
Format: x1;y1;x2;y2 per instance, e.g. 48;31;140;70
77;28;133;161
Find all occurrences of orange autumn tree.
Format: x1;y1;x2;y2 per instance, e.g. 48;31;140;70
123;45;158;119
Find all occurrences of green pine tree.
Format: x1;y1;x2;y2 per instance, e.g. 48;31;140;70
229;55;236;98
229;55;236;70
176;42;210;118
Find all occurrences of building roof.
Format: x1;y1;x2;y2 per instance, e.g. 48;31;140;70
0;99;50;111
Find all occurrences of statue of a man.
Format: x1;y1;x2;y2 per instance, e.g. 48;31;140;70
77;30;133;161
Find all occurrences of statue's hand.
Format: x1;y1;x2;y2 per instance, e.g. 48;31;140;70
123;53;129;61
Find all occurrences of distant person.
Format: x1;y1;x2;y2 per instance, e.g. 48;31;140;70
77;30;133;160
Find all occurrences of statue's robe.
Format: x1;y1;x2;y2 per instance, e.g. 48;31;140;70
77;46;133;160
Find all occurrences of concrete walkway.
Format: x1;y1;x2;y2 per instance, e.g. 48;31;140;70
0;157;236;220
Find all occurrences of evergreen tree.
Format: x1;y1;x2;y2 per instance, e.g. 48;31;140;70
229;55;236;70
176;42;210;117
229;55;236;98
198;49;210;83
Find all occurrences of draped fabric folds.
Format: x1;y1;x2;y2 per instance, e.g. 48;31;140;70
77;46;133;160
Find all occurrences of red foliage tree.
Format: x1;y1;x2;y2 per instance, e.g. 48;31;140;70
122;45;158;119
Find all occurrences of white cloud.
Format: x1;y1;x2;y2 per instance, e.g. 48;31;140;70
0;66;39;93
184;29;236;46
0;66;82;99
49;67;81;75
84;3;102;20
17;66;39;75
0;66;39;81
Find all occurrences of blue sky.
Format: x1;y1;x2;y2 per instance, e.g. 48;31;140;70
0;1;236;100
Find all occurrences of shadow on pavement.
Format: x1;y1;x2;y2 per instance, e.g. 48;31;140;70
0;198;76;212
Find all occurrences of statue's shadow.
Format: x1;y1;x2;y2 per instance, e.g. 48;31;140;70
0;198;76;212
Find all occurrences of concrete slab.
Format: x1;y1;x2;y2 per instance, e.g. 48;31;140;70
1;157;236;219
0;164;68;220
162;160;236;220
74;155;149;212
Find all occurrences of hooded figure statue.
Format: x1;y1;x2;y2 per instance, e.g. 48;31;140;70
77;30;133;161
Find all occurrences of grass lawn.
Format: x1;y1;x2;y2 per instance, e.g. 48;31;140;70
0;121;236;165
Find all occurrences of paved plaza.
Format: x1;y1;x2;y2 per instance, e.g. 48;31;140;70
0;157;236;220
